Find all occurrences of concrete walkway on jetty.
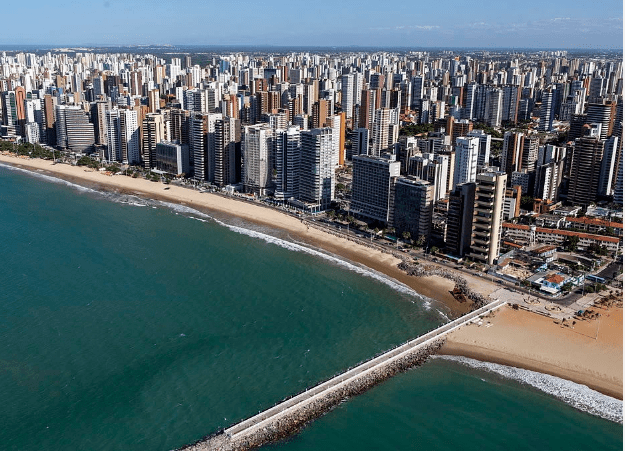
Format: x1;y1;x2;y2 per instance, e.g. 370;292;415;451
179;298;507;451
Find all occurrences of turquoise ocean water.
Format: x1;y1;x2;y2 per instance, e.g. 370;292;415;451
0;164;621;450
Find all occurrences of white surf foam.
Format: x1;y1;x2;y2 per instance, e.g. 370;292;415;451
0;162;97;193
157;200;428;303
434;355;623;424
0;164;434;307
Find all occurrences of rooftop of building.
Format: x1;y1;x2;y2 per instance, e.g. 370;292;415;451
566;216;623;229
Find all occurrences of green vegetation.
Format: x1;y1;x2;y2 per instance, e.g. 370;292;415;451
520;195;535;211
1;140;56;160
76;156;100;169
399;123;434;136
472;123;503;139
588;243;609;256
561;282;573;293
563;235;580;252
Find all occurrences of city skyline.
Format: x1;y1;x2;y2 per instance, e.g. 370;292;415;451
1;0;622;49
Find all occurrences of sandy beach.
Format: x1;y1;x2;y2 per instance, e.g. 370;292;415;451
2;153;622;401
0;153;471;315
441;304;623;399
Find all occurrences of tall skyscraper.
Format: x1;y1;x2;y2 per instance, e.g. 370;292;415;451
587;101;616;140
299;128;335;210
341;74;354;119
55;105;95;154
598;136;619;197
142;113;165;170
446;182;476;257
213;116;241;187
466;129;491;167
484;88;503;128
568;126;604;206
538;86;555;132
371;108;390;156
274;126;301;200
453;136;480;189
468;171;507;265
242;124;274;195
392;177;434;241
351;154;401;223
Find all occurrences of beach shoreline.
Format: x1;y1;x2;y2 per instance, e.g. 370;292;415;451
3;153;621;402
441;305;623;399
0;153;473;316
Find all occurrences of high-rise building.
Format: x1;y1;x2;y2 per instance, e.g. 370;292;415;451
55;105;95;154
468;171;507;265
446;182;476;257
274;126;301;200
411;75;424;109
242;124;274;195
341;74;354;119
351;128;369;158
351;154;401;223
142;113;165;170
613;154;623;206
500;131;524;178
598;136;619;197
568;126;604;206
453;136;480;189
371;108;390;156
154;141;189;176
119;109;140;164
587;101;616;140
148;89;160;113
213;116;241;187
392;177;433;242
299;128;335;210
538;86;555;131
520;134;539;172
484;88;503;128
501;85;520;123
466;129;491;167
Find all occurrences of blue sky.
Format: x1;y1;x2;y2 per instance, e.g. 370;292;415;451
3;0;623;48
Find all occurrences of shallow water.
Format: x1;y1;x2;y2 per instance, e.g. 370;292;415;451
0;163;621;451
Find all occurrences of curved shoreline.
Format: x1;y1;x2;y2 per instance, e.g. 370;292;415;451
2;153;621;424
0;153;473;316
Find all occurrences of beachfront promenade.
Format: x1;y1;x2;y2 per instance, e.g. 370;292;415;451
179;298;508;451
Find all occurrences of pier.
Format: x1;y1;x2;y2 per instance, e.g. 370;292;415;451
179;298;507;451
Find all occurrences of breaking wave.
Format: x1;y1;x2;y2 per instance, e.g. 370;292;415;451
435;355;623;423
0;162;433;307
158;200;428;303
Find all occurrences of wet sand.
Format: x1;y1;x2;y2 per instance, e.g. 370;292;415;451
441;305;623;399
0;153;479;315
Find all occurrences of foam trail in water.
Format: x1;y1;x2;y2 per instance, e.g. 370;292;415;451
434;355;623;424
158;200;429;303
0;165;432;306
0;162;97;193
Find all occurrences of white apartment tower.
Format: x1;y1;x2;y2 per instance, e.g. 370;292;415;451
453;136;480;189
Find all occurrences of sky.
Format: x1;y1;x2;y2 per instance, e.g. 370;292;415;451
2;0;623;49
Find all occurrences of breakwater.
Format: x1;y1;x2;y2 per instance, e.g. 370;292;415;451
397;261;490;308
176;299;506;451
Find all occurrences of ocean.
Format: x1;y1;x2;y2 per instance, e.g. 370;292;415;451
0;163;622;450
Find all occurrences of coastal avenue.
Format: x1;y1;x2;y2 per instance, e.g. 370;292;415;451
181;298;507;451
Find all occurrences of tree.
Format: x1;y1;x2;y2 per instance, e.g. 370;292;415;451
402;231;411;243
430;246;439;254
563;235;580;252
520;195;535;211
561;282;573;293
415;234;426;248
